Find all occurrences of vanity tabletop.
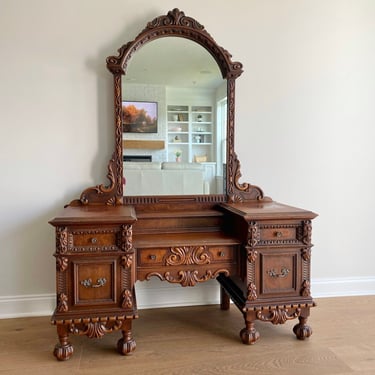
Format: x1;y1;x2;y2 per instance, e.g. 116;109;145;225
49;205;137;226
221;201;317;220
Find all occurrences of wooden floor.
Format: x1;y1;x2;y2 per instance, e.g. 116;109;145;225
1;296;375;374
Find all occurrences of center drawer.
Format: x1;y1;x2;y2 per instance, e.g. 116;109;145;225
137;245;235;267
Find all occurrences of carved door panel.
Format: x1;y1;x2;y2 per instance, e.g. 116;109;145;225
257;248;301;299
72;257;118;308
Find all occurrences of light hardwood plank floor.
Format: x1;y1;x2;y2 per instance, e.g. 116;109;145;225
0;296;374;374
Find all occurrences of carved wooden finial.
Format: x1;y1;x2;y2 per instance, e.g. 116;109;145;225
146;8;204;30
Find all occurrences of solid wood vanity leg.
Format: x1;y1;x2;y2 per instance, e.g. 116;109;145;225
293;309;313;340
220;286;230;310
240;312;260;345
53;324;73;361
117;319;136;355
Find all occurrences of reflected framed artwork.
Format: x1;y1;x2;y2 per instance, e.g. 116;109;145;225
122;101;158;133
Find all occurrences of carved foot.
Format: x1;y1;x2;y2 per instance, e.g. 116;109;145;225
53;342;74;361
54;325;73;361
240;321;260;345
117;336;136;355
293;317;313;340
117;320;136;355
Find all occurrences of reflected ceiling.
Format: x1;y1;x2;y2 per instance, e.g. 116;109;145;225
124;38;223;89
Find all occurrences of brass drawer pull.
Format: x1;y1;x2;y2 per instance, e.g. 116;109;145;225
149;254;157;260
219;251;225;257
274;231;283;238
267;267;290;278
80;277;107;288
91;237;98;244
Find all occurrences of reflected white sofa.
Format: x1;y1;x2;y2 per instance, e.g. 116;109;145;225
123;162;208;195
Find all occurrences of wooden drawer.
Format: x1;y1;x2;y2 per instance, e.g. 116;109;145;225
138;248;167;266
137;245;235;267
210;246;234;262
258;223;302;246
69;228;119;251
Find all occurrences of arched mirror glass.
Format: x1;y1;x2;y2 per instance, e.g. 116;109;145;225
122;37;226;196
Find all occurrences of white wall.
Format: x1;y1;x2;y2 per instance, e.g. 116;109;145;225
1;0;375;318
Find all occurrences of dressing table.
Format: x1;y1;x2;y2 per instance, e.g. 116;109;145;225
49;9;317;361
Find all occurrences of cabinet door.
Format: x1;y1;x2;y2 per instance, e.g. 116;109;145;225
71;257;119;308
257;248;301;299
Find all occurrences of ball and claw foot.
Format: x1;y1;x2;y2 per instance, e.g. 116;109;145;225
53;343;74;361
240;322;260;345
293;317;313;340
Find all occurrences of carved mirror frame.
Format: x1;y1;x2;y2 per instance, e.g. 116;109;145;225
75;9;264;206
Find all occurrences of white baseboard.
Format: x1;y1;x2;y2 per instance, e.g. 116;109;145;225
311;276;375;298
0;293;56;319
1;277;374;319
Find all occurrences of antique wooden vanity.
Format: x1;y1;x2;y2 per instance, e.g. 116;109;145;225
49;9;317;361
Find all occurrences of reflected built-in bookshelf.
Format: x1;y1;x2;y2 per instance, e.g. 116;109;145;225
167;105;213;163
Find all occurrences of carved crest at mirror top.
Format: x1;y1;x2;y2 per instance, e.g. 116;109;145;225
73;8;265;207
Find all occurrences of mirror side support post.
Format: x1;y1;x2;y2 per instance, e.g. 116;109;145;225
114;73;124;201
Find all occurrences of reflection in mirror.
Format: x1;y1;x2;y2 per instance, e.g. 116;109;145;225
121;37;227;196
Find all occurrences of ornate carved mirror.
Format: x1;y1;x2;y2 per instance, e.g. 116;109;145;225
76;9;264;206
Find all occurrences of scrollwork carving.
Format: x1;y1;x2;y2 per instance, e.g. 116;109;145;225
246;248;258;263
228;194;244;203
227;154;265;202
56;227;68;254
75;156;122;206
166;246;211;266
247;282;257;301
121;224;133;252
121;289;133;309
146;269;229;287
247;222;260;248
108;9;243;80
70;320;123;339
56;293;68;313
121;254;133;268
56;256;68;272
302;220;312;245
301;280;311;297
147;8;205;30
165;270;211;286
256;307;301;325
301;247;311;261
113;74;124;201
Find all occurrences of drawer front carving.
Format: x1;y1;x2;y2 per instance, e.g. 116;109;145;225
72;258;117;307
137;246;235;267
70;228;120;252
258;224;303;246
261;226;296;241
259;249;300;297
